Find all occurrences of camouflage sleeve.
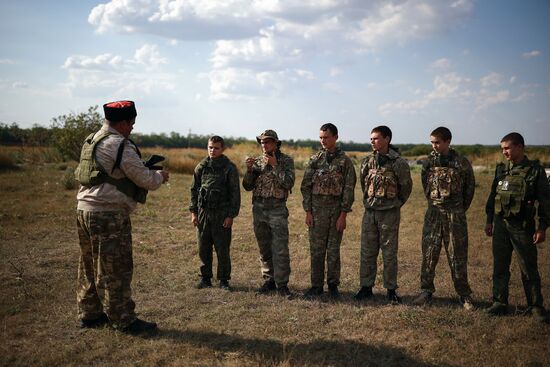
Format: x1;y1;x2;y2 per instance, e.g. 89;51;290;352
242;168;257;191
462;157;475;211
535;166;550;231
273;155;295;191
300;157;315;212
421;160;429;199
340;156;357;212
189;162;203;213
396;158;413;205
226;163;241;218
359;158;367;193
485;167;499;224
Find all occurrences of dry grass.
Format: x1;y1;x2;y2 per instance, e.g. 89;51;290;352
0;160;548;366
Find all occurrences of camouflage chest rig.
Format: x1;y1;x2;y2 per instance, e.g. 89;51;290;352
252;152;288;200
311;150;345;197
74;131;148;203
426;152;463;201
494;160;539;219
362;153;398;199
197;157;232;209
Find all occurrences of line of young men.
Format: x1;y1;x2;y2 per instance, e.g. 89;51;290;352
75;101;549;334
188;122;550;323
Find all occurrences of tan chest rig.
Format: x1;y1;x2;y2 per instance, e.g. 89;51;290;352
427;167;461;199
253;160;288;200
364;167;397;199
494;164;531;217
312;166;344;196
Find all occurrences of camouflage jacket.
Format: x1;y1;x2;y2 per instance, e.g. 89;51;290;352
486;156;550;230
189;155;241;218
301;148;356;212
242;150;295;202
360;146;412;210
421;149;475;211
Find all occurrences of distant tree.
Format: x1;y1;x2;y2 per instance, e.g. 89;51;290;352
50;106;103;161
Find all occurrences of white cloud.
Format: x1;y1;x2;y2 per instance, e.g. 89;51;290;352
480;72;503;87
11;82;29;89
62;44;174;97
0;59;17;65
522;50;541;58
509;76;516;84
430;58;451;69
475;89;509;111
329;67;343;77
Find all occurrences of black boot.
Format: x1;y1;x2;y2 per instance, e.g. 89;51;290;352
354;286;373;301
328;284;340;299
257;280;277;294
219;280;231;290
387;289;402;305
303;286;323;299
79;313;109;329
121;318;158;334
196;277;212;289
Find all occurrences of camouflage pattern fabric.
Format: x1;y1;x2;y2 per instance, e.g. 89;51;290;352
486;156;550;307
422;149;475;212
253;200;291;285
360;208;400;289
359;146;411;290
309;204;344;287
301;148;356;213
301;148;356;287
190;155;240;281
419;149;474;296
243;150;294;286
77;209;136;328
420;206;472;296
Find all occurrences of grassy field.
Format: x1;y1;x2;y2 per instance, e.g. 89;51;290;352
0;157;548;366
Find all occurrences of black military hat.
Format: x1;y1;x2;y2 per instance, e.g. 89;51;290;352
256;129;281;146
103;100;137;122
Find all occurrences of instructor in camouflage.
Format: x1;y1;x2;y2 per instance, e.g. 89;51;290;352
75;101;169;334
301;123;356;299
243;130;295;296
485;132;550;322
412;127;475;310
190;136;240;290
354;125;411;304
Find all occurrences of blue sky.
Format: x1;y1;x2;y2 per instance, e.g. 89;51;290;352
1;0;549;144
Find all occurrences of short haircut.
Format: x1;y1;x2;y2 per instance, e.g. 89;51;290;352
371;125;392;143
430;126;452;141
500;132;524;147
320;123;338;137
208;135;225;147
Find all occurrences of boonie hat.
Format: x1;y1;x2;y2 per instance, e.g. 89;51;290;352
103;100;137;122
256;129;281;146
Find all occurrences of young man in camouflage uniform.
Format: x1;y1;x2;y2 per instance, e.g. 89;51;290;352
485;132;550;322
412;127;475;309
301;123;356;299
75;101;169;334
354;125;412;304
243;130;295;296
190;136;240;290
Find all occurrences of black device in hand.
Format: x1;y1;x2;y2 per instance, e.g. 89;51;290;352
144;154;165;170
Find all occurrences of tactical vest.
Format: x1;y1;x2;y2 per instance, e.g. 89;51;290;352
311;152;345;196
494;162;535;218
428;167;461;200
365;167;398;199
74;131;148;204
197;159;232;209
254;171;288;199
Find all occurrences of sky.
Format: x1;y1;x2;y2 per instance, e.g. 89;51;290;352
1;0;549;145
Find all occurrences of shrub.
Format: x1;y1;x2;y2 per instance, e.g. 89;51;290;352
61;166;78;190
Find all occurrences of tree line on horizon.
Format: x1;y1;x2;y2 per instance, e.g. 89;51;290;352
1;106;548;162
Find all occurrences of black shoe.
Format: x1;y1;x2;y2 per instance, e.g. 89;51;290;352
79;313;109;329
387;289;402;305
354;287;373;301
196;277;212;289
328;284;340;299
486;302;508;316
257;280;277;294
412;291;432;306
121;318;158;334
219;280;230;290
277;285;291;296
303;286;323;299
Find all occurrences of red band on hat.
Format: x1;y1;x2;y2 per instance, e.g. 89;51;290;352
105;101;134;108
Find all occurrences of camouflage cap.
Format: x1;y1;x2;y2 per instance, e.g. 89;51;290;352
256;129;281;144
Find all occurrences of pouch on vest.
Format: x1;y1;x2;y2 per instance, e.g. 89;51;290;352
495;174;526;217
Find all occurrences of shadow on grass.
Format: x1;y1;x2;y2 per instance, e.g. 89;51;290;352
148;328;453;367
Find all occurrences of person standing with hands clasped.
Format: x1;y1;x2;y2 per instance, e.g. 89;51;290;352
485;132;550;322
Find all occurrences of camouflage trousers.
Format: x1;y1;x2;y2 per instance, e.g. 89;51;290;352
76;209;136;329
360;207;400;290
309;204;343;287
420;206;472;296
492;215;543;307
253;199;291;286
197;209;232;280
